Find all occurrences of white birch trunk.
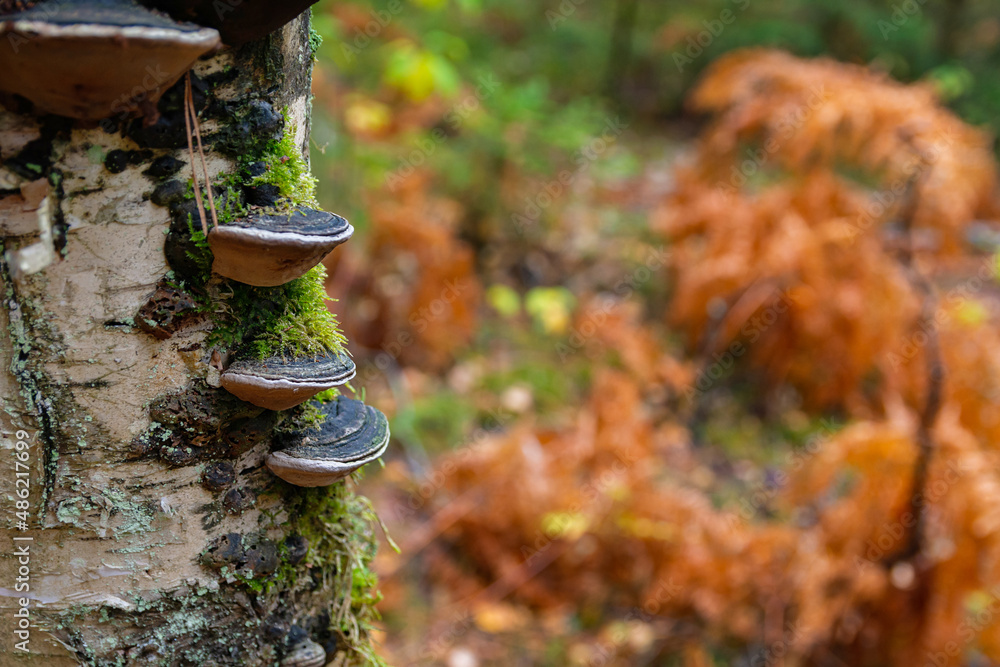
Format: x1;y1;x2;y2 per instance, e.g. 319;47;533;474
0;15;378;667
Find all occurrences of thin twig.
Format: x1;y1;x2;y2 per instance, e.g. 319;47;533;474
886;140;944;566
188;75;218;230
183;73;208;236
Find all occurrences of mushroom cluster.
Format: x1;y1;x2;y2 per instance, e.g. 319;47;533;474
191;96;386;490
0;1;388;660
209;231;389;486
1;0;389;483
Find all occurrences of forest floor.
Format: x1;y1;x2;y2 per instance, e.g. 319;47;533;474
353;129;693;666
315;47;1000;666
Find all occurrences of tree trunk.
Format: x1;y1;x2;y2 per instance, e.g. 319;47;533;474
603;0;639;100
0;14;381;667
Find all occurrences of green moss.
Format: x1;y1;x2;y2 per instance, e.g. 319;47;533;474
175;214;214;288
166;105;341;363
216;483;389;666
309;19;324;62
289;483;389;667
251;113;318;208
209;264;347;360
276;387;343;434
211;109;317;210
216;186;247;224
233;569;266;594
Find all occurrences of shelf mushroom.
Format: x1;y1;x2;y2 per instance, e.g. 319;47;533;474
266;397;390;487
221;351;356;411
0;0;220;121
208;207;354;287
139;0;321;46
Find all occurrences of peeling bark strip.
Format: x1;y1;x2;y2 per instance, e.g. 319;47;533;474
0;10;383;667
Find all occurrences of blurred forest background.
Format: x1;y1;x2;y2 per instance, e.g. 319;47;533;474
309;0;1000;664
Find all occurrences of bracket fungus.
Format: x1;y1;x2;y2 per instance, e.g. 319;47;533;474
208;208;354;287
220;351;356;411
0;0;220;121
140;0;321;46
266;397;390;487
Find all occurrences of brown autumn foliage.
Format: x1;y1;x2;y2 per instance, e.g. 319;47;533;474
330;170;482;371
571;296;695;393
656;49;997;412
889;295;1000;452
388;51;1000;666
684;48;996;250
406;362;1000;665
659;169;921;411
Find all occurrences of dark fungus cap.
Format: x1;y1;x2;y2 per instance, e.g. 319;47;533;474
139;0;320;46
221;350;356;411
266;397;390;487
0;0;220;120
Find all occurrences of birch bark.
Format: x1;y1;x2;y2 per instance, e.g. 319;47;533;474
0;14;379;667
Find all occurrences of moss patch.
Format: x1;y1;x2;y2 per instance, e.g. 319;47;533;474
309;24;323;61
277;387;346;435
250;112;318;208
288;482;389;667
208;264;347;360
212;108;316;212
